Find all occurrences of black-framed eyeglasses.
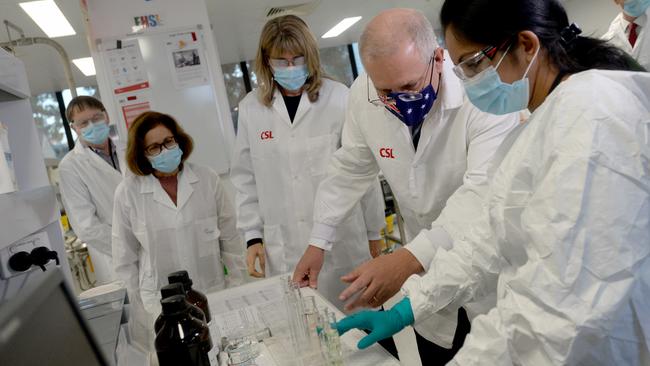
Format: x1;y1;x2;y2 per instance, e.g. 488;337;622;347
367;55;435;108
144;136;177;156
452;40;511;81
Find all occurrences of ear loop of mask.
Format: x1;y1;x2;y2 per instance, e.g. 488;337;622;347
494;43;541;81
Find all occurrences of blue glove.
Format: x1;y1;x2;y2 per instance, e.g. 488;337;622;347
335;297;415;349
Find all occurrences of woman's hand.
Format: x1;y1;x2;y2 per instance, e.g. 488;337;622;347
246;243;266;278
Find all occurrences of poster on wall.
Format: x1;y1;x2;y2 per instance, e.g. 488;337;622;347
100;38;153;129
102;39;150;93
165;30;210;89
118;94;152;129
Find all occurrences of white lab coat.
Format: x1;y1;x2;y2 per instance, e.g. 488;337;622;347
402;70;650;365
230;79;385;308
602;9;650;70
59;139;124;285
309;56;519;344
112;163;244;348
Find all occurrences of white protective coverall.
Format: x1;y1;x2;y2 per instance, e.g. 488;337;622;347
59;138;124;284
231;78;386;309
113;163;245;348
602;8;650;70
310;56;519;345
402;70;650;365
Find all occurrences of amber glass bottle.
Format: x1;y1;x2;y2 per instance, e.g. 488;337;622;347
168;270;212;323
155;295;213;366
154;283;207;333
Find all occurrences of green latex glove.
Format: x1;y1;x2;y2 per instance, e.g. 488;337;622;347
336;297;415;349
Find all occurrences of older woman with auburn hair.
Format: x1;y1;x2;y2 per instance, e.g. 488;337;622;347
230;15;385;309
112;111;244;348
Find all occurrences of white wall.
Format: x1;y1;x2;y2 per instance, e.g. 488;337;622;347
81;0;235;174
564;0;620;38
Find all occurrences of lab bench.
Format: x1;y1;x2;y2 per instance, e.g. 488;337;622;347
206;276;400;366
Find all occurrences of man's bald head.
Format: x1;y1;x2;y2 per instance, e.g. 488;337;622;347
360;8;437;65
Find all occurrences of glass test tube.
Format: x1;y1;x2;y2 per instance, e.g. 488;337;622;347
319;308;343;366
302;296;321;352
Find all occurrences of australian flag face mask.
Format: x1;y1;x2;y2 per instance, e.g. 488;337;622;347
384;58;438;127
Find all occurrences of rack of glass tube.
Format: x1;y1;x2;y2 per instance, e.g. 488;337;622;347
219;276;344;366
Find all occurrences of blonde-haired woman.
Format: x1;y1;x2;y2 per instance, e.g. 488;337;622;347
231;15;385;309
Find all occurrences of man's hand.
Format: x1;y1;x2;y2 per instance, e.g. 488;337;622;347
292;245;325;288
246;243;266;278
339;248;423;312
369;239;383;258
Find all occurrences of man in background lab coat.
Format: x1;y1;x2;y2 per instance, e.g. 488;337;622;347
603;0;649;70
59;96;123;285
292;8;520;364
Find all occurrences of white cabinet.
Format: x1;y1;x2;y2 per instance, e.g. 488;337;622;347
0;48;71;300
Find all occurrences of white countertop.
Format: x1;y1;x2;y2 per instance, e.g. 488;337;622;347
206;276;400;366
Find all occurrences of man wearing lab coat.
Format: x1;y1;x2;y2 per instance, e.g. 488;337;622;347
602;0;649;70
59;96;124;285
292;8;519;364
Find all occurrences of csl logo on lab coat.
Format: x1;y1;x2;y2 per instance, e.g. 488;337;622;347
379;148;395;159
260;131;274;140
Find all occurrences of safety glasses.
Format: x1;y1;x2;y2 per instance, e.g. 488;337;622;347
73;112;106;129
269;56;306;68
452;40;511;81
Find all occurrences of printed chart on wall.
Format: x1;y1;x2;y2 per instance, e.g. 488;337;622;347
100;38;152;129
165;30;210;89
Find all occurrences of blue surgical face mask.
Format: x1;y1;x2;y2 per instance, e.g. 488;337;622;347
384;58;438;127
273;65;309;91
624;0;650;17
385;83;437;127
148;145;183;173
81;121;110;145
463;45;539;115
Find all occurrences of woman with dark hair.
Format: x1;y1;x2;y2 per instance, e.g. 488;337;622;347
112;111;244;349
336;1;650;364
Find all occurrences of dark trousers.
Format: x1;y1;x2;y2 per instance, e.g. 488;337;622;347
378;307;471;365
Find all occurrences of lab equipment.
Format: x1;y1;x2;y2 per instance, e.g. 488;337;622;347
155;295;213;366
169;269;212;323
154;282;207;333
303;295;322;352
224;339;257;365
318;308;343;366
0;269;110;366
281;276;347;365
283;277;310;356
221;327;273;351
78;283;128;365
0;121;16;193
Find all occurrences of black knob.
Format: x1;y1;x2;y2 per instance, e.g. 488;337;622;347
30;247;60;272
9;251;32;272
